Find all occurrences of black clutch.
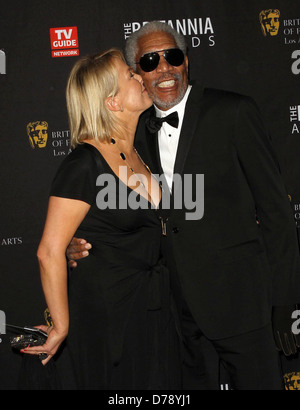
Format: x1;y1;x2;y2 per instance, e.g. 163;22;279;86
8;324;48;358
10;333;47;349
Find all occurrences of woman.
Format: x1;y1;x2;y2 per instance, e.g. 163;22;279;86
22;49;181;389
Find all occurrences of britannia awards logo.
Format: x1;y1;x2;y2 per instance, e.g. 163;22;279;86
0;50;6;74
27;121;49;149
259;9;280;37
259;11;300;74
290;105;300;135
51;129;72;157
283;19;300;46
27;121;72;156
124;18;215;48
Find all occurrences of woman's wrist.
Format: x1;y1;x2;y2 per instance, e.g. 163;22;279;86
51;323;69;338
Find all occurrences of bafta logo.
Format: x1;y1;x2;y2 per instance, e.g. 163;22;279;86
27;121;49;149
284;372;300;390
259;9;280;37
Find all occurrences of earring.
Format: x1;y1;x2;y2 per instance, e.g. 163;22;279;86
120;106;124;112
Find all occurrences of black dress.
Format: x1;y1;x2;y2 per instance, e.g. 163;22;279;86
50;143;181;390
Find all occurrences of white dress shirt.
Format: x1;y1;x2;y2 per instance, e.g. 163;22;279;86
155;85;192;191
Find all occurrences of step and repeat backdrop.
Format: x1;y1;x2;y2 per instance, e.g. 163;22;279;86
1;0;300;390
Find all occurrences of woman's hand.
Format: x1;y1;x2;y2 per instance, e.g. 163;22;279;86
20;325;68;366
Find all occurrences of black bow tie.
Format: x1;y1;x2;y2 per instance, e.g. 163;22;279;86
146;111;179;134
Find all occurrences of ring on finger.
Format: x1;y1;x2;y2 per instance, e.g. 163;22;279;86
39;353;49;361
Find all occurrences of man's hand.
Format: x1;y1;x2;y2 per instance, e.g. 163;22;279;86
272;305;300;356
66;238;92;269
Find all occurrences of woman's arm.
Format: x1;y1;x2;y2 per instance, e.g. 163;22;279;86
22;196;90;364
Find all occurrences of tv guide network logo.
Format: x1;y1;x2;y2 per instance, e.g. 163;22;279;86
50;27;79;58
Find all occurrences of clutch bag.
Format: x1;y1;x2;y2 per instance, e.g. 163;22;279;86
10;333;47;350
7;324;48;350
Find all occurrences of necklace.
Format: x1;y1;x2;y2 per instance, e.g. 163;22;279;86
110;137;161;207
110;137;151;188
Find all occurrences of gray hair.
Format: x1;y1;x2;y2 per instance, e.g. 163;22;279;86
125;21;187;71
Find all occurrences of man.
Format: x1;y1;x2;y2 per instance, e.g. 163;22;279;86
67;21;300;390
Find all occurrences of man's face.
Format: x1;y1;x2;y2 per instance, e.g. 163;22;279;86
135;31;189;111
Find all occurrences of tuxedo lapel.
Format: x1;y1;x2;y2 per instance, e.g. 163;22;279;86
173;83;204;179
145;107;164;175
142;83;205;195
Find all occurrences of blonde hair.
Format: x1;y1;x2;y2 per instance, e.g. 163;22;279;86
66;49;126;148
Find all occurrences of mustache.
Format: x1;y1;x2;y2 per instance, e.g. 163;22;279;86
152;73;182;88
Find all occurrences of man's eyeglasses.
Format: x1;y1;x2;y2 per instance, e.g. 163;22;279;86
136;48;185;73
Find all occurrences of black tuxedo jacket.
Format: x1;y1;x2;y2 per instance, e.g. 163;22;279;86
135;82;300;340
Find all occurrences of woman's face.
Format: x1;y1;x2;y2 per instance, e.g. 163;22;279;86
114;58;153;115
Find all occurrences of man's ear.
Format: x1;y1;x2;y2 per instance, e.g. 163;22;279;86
131;66;140;75
185;55;189;72
184;55;190;81
105;96;121;112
